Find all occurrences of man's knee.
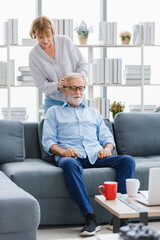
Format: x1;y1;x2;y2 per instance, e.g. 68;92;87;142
59;157;77;170
122;155;135;168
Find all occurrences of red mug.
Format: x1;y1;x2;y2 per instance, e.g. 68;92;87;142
98;181;118;200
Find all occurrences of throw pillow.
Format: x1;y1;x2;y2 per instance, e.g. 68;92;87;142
38;119;55;163
103;118;117;155
0;120;25;163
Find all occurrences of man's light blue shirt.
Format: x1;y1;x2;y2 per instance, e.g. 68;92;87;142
42;102;115;164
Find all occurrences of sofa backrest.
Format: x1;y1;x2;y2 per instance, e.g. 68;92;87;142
114;112;160;156
23;122;41;159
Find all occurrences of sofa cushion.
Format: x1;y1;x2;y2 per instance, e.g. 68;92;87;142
114;112;160;156
0;171;40;234
0;159;116;199
38;119;55;163
0;120;25;163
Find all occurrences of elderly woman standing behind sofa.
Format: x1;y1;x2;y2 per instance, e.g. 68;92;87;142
29;15;88;113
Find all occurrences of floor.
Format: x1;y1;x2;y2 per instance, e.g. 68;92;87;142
37;220;160;240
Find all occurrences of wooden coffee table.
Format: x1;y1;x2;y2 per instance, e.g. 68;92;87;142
95;192;160;233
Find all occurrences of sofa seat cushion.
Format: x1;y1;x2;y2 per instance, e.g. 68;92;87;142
114;112;160;156
0;120;25;163
0;159;116;199
0;171;40;234
134;155;160;190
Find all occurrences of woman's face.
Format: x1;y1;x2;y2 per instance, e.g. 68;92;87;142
35;29;54;49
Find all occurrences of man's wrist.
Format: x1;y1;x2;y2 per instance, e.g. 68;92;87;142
104;148;111;153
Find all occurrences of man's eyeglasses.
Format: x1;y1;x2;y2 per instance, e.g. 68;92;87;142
63;86;86;92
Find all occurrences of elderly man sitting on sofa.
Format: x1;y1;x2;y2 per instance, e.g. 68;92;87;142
42;73;135;237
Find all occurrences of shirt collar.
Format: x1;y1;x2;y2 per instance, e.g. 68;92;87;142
62;101;86;108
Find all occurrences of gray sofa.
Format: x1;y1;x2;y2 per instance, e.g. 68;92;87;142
0;112;160;237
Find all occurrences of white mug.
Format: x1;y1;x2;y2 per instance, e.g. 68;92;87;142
126;178;140;197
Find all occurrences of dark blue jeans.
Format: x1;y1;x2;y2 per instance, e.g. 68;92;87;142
58;155;135;216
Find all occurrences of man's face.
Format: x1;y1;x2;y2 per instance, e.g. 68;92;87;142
63;78;85;107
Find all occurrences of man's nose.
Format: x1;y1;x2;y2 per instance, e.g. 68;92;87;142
75;88;81;93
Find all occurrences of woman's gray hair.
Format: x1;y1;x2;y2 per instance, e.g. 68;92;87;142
64;73;83;82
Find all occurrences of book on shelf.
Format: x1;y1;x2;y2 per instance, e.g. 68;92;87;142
133;22;155;45
89;58;122;85
4;19;18;45
125;65;151;70
124;69;151;74
19;71;32;76
133;24;143;45
17;66;33;85
86;97;110;119
124;74;151;79
117;59;122;84
18;66;30;72
21;38;37;46
0;59;15;86
51;18;73;40
93;59;105;83
104;58;112;84
99;21;117;45
105;58;122;84
17;76;33;81
17;81;34;86
125;79;150;84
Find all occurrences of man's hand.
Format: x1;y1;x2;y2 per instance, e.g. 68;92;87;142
61;148;79;159
97;148;112;159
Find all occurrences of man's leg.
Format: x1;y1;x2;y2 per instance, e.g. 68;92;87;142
93;155;135;193
58;157;93;216
94;154;135;230
58;157;100;236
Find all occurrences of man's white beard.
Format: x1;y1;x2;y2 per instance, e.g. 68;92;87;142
67;94;82;106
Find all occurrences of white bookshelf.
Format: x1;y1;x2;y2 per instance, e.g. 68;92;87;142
1;0;160;121
79;44;146;111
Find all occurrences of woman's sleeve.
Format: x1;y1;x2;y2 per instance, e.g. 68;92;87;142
29;53;58;95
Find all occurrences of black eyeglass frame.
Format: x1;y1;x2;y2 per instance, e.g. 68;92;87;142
63;86;86;92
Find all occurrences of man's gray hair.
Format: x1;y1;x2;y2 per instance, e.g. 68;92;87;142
64;73;83;82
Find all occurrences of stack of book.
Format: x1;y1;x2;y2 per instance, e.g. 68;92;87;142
86;98;110;119
4;19;18;45
133;22;155;45
51;19;73;40
17;66;34;86
2;107;28;122
129;105;156;113
99;21;117;45
89;58;122;84
0;60;15;86
124;65;151;84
